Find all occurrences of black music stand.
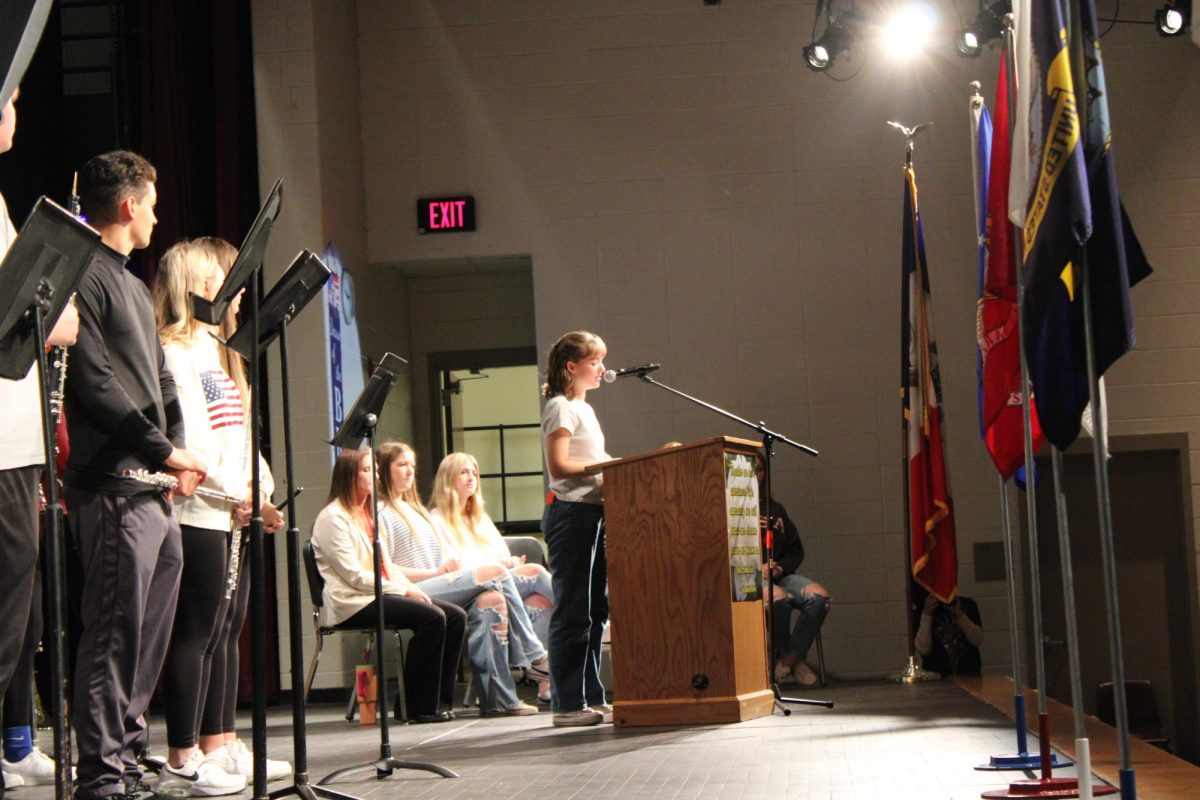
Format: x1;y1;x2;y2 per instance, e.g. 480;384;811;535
0;197;100;800
226;250;356;800
191;178;283;325
197;183;282;800
619;369;832;714
0;0;52;107
320;353;456;783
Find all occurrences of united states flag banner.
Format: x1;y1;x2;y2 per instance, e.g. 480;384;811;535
201;370;243;430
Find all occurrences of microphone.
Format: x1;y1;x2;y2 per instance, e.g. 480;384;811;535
603;363;661;383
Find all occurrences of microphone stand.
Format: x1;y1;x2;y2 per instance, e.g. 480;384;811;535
629;370;832;712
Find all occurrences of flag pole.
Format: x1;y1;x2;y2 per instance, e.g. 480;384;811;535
984;11;1114;800
965;76;1036;771
1068;5;1137;793
1050;447;1106;800
888;120;939;685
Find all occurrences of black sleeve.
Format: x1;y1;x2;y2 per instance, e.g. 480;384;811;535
158;343;185;449
772;500;806;576
70;268;175;463
960;596;982;627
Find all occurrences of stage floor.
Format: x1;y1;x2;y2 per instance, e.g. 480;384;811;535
20;678;1197;799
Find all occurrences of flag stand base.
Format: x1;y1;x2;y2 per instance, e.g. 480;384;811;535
889;657;940;683
977;753;1073;771
981;777;1117;798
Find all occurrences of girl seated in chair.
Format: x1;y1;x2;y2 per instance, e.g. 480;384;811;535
311;447;466;723
430;452;556;660
375;442;546;714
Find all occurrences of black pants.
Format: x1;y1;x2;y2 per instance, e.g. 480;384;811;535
203;530;250;736
3;555;40;730
543;500;607;712
163;525;240;748
68;488;181;800
339;597;466;718
0;467;40;730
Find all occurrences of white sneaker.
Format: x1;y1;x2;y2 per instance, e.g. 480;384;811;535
217;739;291;782
2;749;65;786
160;750;247;797
552;707;604;727
596;703;614;724
2;769;25;789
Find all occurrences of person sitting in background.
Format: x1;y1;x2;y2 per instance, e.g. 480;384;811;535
429;452;555;703
311;448;466;723
375;441;538;717
761;483;831;688
913;589;983;676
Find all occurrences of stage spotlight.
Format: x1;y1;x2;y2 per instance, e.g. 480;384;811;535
882;2;938;61
1156;1;1190;35
803;10;861;72
957;0;1011;57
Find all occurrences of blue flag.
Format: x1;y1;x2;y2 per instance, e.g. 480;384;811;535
1079;0;1152;375
970;97;992;442
1020;0;1147;450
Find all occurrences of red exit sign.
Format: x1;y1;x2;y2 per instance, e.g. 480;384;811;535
417;195;476;234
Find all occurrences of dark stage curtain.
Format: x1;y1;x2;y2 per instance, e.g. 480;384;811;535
132;0;261;287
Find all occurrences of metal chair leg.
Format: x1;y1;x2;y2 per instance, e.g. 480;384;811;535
304;629;324;700
815;630;827;686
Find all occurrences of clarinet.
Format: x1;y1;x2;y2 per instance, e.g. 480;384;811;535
38;176;79;513
49;174;80;423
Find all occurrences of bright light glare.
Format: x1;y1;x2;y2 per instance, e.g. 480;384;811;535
883;3;939;60
807;43;831;69
1162;8;1184;33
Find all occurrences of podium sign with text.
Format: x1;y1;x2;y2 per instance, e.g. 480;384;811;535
725;452;762;602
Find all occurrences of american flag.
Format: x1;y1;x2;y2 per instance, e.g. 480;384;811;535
201;370;244;430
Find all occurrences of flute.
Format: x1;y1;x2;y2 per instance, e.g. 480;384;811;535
124;469;249;599
122;470;302;600
122;468;244;505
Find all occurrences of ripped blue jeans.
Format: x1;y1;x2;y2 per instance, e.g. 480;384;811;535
417;567;521;711
503;565;554;666
770;573;831;661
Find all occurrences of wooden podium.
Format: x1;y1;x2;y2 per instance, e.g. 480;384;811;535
591;436;773;727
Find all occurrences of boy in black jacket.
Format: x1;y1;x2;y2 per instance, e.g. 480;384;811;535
64;151;206;800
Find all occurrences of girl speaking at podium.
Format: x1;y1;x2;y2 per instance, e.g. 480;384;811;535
540;331;612;727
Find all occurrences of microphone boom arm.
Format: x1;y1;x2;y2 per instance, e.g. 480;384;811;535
633;373;818;458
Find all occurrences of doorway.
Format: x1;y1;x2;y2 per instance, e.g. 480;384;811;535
1024;434;1200;763
429;347;543;533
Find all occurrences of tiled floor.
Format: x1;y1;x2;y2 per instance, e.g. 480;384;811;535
17;681;1130;800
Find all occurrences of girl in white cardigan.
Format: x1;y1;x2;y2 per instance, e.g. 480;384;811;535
311;448;466;722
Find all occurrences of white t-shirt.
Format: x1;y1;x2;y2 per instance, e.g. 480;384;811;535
541;394;609;504
0;191;46;471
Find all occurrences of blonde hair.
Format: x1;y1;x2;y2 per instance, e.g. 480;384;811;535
155;240;218;346
541;331;605;399
430;452;493;554
194;237;251;416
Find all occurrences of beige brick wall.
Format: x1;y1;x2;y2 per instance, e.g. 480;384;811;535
255;0;1200;683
